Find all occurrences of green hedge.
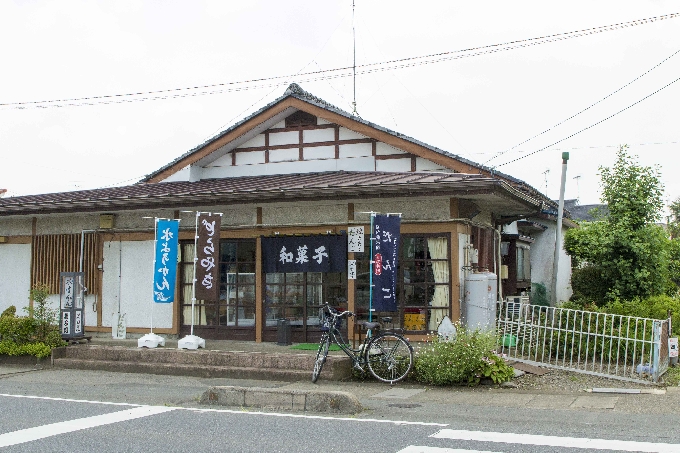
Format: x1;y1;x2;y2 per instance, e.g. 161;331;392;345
0;304;66;358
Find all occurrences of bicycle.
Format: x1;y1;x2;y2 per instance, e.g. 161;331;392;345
311;303;414;385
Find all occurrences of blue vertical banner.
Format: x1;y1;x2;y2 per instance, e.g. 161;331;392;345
153;219;179;303
372;215;400;311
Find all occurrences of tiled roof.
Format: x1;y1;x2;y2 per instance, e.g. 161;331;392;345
0;171;542;216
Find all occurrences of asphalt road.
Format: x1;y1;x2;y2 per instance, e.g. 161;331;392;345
2;367;680;452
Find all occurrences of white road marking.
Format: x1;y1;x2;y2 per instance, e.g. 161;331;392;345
0;393;448;427
0;406;176;448
397;446;501;453
433;429;680;453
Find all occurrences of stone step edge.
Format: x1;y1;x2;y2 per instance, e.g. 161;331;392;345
52;358;327;381
54;347;351;372
200;385;363;415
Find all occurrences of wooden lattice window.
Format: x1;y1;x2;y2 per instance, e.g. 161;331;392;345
31;233;100;295
285;110;317;128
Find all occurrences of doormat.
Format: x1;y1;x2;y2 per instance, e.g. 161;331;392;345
290;343;345;351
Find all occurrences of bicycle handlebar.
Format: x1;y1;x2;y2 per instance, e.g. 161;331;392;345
323;302;354;319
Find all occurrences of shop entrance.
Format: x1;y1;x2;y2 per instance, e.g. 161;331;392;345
263;271;347;343
179;239;257;341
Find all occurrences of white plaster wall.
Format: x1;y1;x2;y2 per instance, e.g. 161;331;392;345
529;222;573;304
162;166;191;182
375;142;407;155
303;128;334;143
202;157;377;178
318;118;331;125
112;211;177;230
207;154;233;167
416;158;448;171
235;151;265;165
268;131;298;146
338;128;366;140
376;159;412;172
339;142;372;158
0;244;31;313
304;145;335;160
102;240;173;329
0;218;33;236
241;134;265;147
269;148;299;163
272;120;285;129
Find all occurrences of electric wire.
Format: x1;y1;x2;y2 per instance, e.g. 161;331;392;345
2;13;676;110
484;48;680;165
494;76;680;168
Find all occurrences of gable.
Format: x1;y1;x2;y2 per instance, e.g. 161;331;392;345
145;85;497;184
161;109;456;183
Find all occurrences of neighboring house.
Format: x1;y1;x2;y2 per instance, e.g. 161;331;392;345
0;84;564;342
564;199;609;222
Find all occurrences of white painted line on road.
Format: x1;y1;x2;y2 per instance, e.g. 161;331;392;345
433;429;680;453
189;407;449;426
0;393;142;407
397;446;501;453
0;406;176;448
1;392;448;428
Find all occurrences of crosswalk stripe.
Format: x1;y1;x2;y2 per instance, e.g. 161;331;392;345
0;406;176;448
432;429;680;453
397;446;501;453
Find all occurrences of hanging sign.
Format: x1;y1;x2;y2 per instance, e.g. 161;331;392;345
153;219;179;303
347;226;364;253
372;215;400;311
348;260;357;280
195;213;221;301
262;235;347;273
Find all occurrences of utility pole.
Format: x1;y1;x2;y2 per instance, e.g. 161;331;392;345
551;152;569;306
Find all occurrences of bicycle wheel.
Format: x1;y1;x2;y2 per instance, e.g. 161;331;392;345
365;333;413;384
312;333;330;383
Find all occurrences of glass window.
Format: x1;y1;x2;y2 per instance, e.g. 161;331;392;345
355;233;451;332
181;239;257;328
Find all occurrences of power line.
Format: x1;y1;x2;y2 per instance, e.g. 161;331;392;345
495;75;680;168
484;48;680;166
2;12;677;110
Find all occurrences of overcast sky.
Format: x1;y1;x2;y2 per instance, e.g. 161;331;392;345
1;1;678;214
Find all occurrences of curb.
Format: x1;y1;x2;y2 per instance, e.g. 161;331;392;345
200;385;363;415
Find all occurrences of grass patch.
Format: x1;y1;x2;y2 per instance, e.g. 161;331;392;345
290;343;346;351
663;365;680;387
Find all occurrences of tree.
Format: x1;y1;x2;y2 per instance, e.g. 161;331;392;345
564;146;673;304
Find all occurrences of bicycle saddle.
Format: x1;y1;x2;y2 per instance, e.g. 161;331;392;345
358;321;381;330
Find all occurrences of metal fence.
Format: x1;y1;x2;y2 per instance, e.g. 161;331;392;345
496;301;670;383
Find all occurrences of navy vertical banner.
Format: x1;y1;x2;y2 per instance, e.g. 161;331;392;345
153;219;179;303
372;215;400;311
195;213;221;301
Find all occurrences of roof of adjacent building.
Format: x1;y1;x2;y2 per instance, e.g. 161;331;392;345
563;199;608;222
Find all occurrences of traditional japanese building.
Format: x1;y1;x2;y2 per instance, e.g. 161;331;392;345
0;84;571;343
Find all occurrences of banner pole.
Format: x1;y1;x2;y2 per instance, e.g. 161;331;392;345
369;213;376;323
190;211;199;336
150;217;158;335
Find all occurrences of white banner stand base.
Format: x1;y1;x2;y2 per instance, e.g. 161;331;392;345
138;333;166;348
178;335;206;350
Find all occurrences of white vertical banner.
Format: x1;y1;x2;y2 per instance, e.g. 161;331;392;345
347;226;364;253
348;260;357;280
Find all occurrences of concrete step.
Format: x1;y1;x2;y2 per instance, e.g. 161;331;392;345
51;346;352;381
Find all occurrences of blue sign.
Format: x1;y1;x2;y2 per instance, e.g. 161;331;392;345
153;219;179;303
372;215;400;312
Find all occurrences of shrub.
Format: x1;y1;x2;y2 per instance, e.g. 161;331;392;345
0;315;36;344
27;283;60;343
1;305;16;318
0;340;52;358
414;326;514;386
